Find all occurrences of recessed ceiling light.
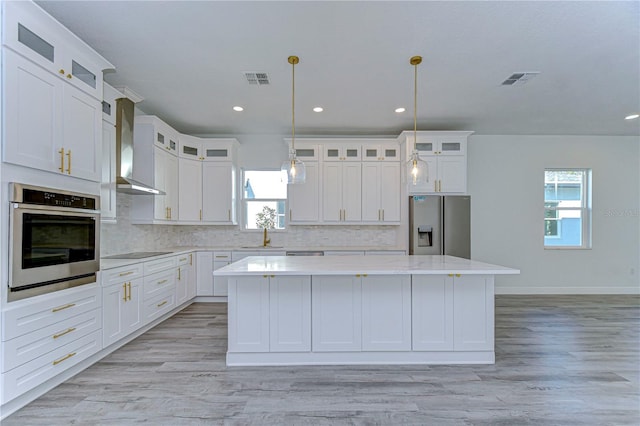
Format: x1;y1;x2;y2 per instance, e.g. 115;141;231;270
625;113;639;120
395;107;406;113
233;106;244;112
313;107;323;112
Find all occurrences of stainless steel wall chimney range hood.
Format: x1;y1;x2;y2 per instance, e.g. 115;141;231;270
115;91;164;195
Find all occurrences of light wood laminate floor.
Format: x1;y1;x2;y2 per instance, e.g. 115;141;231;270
4;295;639;425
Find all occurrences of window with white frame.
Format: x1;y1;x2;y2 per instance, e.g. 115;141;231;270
544;169;591;248
242;170;287;230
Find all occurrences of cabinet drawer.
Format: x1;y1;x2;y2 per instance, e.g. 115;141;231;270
2;285;100;341
176;252;193;266
143;290;175;324
213;251;231;261
2;308;101;372
1;329;102;404
144;256;177;275
101;263;144;286
143;269;175;300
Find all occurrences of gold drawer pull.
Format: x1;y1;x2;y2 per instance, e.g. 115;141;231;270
179;257;187;262
53;327;76;339
455;273;461;277
52;303;76;313
53;352;76;366
157;279;168;285
215;256;228;258
157;300;168;308
119;271;134;277
448;274;454;277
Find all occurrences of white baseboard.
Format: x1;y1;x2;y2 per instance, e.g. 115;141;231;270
496;285;640;295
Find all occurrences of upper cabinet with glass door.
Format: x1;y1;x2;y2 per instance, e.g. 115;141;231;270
2;1;114;100
362;140;400;162
179;136;237;162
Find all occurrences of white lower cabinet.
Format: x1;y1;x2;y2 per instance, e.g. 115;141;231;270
196;251;214;296
412;274;494;351
269;276;311;352
453;275;494;351
228;276;270;352
228;275;311;353
102;278;143;348
311;275;362;352
1;284;102;404
412;275;454;351
176;253;195;305
361;275;411;351
213;252;232;296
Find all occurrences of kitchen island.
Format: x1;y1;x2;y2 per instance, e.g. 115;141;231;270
214;255;519;366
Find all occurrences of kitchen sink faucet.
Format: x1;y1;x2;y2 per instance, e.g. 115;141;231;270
263;228;271;247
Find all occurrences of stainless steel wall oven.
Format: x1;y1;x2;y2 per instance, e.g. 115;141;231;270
8;183;100;301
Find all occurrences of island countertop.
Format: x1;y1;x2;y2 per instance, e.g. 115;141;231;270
214;255;519;276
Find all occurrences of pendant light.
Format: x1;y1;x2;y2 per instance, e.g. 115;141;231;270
281;55;306;184
406;56;429;186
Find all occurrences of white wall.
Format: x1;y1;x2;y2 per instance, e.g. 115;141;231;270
469;135;640;294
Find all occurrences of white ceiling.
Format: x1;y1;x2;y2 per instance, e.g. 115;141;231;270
36;0;640;137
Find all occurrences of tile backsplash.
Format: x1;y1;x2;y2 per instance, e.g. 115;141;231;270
101;194;401;256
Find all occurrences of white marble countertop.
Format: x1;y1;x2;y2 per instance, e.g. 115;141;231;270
214;255;520;276
99;246;407;270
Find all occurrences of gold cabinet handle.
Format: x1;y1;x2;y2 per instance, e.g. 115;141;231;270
59;69;65;75
157;279;168;285
119;271;134;277
179;257;187;262
178;268;181;281
228;210;231;221
66;73;72;79
199;209;202;221
382;210;384;221
123;282;128;301
438;180;442;192
52;303;76;313
289;209;292;221
455;274;461;278
53;352;76;366
65;150;71;174
168;207;172;219
127;282;132;301
165;207;169;219
189;253;193;265
53;327;76;339
58;148;65;172
356;274;361;277
363;274;368;277
448;273;454;277
157;300;168;308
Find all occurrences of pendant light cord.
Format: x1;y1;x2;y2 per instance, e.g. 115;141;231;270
413;60;417;151
289;56;298;152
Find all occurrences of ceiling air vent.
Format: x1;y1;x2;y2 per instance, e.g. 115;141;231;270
244;72;270;85
501;72;540;86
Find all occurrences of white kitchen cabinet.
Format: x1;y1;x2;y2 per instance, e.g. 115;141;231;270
322;162;362;223
203;162;236;224
322;143;361;161
3;48;101;182
178;156;202;221
362;141;399;162
401;131;473;194
288;162;320;223
131;115;180;223
186;253;197;300
269;276;311;352
453;275;494;351
3;1;112;101
102;278;142;348
1;284;102;404
176;253;194;306
228;276;270;352
412;274;494;351
100;83;120;222
311;275;362;352
196;251;214;296
361;162;401;223
361;275;411;351
178;136;238;224
412;275;454;351
213;252;232;296
101;118;117;221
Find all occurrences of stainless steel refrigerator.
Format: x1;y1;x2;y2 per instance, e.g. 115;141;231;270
409;195;471;258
